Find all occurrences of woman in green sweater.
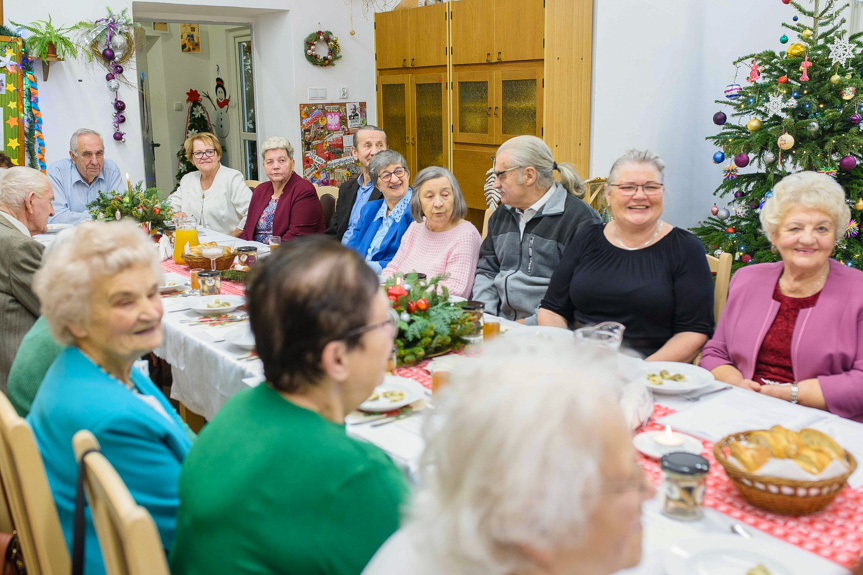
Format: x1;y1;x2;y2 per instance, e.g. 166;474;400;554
170;236;407;575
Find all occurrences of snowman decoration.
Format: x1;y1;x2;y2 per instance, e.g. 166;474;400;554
213;76;231;150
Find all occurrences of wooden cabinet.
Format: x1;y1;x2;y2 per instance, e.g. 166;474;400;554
453;63;543;145
377;72;449;176
450;0;544;65
375;3;447;69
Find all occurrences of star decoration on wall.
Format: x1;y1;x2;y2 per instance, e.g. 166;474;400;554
6;83;16;93
827;36;855;67
5;116;17;128
6;101;17;110
7;138;19;151
763;93;797;118
0;52;16;74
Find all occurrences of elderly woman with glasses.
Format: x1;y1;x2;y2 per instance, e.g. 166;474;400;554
171;236;407;575
346;150;413;273
701;172;863;422
240;137;325;242
167;132;251;236
362;337;655;575
380;166;481;298
538;149;714;361
27;221;192;574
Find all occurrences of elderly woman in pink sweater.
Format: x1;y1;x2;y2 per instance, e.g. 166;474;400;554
382;167;481;298
700;172;863;422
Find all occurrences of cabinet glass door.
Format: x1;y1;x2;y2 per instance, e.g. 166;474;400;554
413;74;448;172
454;70;493;144
379;76;411;162
495;67;543;142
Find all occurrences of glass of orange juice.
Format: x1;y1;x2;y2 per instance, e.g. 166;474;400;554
431;371;450;395
269;236;281;252
173;217;200;264
483;319;501;340
190;268;204;291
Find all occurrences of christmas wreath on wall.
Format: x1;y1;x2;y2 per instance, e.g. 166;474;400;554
304;30;341;67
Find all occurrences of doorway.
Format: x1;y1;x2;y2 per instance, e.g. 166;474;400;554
134;21;258;194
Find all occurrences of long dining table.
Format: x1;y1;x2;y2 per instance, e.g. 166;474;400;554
35;225;862;574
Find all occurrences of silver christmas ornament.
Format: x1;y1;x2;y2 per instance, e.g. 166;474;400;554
806;121;820;134
763;151;776;164
716;208;730;220
110;34;128;53
106;79;120;92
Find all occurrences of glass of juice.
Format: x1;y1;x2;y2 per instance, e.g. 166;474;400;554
173;217;200;265
269;236;281;252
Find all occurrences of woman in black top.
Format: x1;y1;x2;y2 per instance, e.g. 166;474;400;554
538;150;714;361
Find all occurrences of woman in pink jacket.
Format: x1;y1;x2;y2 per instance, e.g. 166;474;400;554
701;172;863;422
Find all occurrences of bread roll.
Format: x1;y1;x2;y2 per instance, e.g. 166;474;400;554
730;442;771;472
799;428;845;460
792;446;833;474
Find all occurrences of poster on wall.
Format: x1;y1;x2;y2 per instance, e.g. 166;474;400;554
299;101;367;186
0;37;25;165
180;24;201;53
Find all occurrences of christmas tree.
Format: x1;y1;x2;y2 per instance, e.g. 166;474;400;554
692;0;863;272
175;89;215;184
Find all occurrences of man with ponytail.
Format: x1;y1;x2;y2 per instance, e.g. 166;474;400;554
472;136;599;324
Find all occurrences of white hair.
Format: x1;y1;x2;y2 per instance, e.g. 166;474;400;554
760;171;850;242
33;220;163;345
407;337;623;574
0;166;50;212
260;136;295;161
497;135;584;197
69;128;104;156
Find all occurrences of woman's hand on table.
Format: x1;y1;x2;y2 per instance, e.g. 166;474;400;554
758;377;827;410
711;365;761;391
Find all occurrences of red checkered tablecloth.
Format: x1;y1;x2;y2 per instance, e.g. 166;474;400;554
161;260;245;296
641;405;863;568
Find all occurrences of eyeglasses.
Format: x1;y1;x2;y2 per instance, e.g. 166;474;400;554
493;166;520;179
338;309;399;341
608;182;664;196
192;149;217;160
378;167;407;182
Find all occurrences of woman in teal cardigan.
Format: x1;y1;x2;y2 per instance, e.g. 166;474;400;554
27;221;192;575
347;150;413;273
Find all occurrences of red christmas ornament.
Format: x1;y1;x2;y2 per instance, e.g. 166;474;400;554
154;207;160;215
711;204;719;216
777;76;789;84
387;286;408;299
742;254;752;263
416;298;429;311
726;227;736;233
407;301;417;313
781;0;791;3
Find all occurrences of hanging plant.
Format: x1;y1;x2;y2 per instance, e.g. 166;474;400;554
303;29;342;67
8;16;78;60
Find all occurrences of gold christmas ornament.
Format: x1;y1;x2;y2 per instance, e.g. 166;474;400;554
831;74;842;84
778;134;795;150
786;43;806;58
746;118;763;132
802;29;813;39
855;197;863;211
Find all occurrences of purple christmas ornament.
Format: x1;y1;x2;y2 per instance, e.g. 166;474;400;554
851;113;862;125
713;111;727;125
749;201;760;209
113;65;124;75
114;100;126;112
106;72;115;81
734;191;745;198
840;155;857;171
113;131;124;141
102;48;115;61
115;114;126;124
734;153;750;168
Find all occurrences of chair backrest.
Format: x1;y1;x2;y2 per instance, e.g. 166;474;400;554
72;431;170;575
481;207;495;240
706;251;733;323
319;193;336;227
0;392;70;575
315;185;340;200
245;179;261;191
583;177;608;213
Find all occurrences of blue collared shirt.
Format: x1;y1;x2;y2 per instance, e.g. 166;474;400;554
366;189;412;274
341;174;375;246
47;158;123;224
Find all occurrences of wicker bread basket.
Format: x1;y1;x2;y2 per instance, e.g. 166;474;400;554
714;431;857;516
182;251;236;271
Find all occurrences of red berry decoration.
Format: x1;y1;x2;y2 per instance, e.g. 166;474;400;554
781;0;791;4
154;207;160;215
726;227;736;233
407;301;417;313
777;76;789;84
416;298;429;311
742;254;752;263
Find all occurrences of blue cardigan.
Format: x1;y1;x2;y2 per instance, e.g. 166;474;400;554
28;348;193;575
346;194;413;272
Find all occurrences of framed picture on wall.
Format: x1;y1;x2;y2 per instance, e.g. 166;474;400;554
0;36;25;166
180;24;201;53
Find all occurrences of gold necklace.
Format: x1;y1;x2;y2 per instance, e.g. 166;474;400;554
779;266;829;297
613;220;663;251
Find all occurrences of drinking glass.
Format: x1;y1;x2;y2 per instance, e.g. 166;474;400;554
201;244;224;271
269;236;281;252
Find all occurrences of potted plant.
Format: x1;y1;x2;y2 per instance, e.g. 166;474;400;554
10;16;78;60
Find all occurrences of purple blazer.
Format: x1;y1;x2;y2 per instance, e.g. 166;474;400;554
701;259;863;422
240;172;325;241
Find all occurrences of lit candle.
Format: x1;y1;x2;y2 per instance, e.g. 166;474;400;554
126;173;133;200
654;425;685;447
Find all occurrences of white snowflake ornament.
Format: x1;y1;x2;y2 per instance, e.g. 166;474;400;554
192;107;205;119
828;36;855;68
187;128;199;136
763;93;797;118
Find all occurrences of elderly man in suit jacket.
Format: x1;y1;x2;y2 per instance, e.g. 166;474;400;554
325;125;387;243
0;167;54;390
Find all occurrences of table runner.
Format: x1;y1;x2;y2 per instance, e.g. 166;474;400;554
641;404;863;568
161;259;245;297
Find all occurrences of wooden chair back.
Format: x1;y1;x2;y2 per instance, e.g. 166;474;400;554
72;431;169;575
583;177;608;213
314;185;340;200
319;193;336;227
245;179;261;192
481;207;495;240
706;251;733;323
0;392;69;574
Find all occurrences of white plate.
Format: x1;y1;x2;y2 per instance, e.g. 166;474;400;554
666;535;819;575
502;325;573;341
448;295;466;303
632;430;704;459
359;376;426;413
425;355;472;373
225;324;255;350
159;273;190;293
643;361;713;395
44;223;73;233
189;295;245;315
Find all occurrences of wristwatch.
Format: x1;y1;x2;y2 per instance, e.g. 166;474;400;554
790;382;799;404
